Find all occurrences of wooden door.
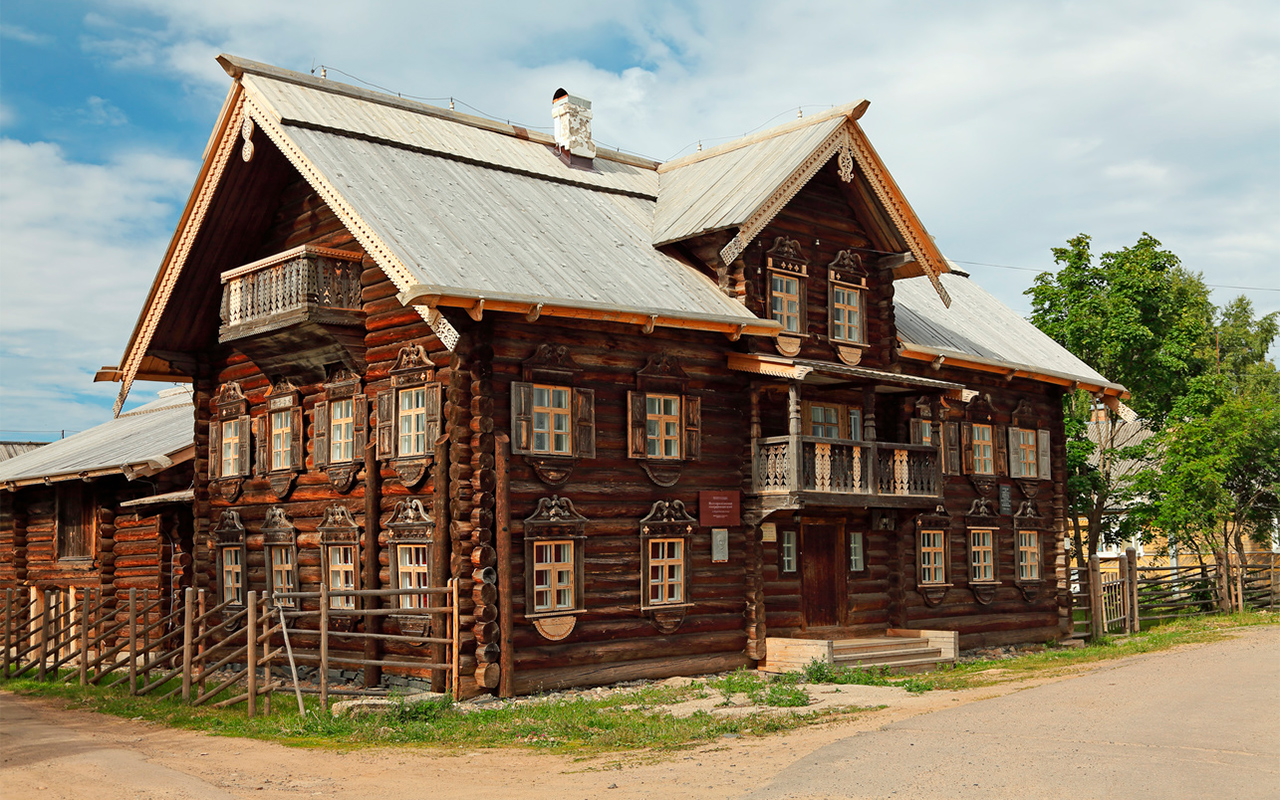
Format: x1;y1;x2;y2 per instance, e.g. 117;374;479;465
801;519;846;629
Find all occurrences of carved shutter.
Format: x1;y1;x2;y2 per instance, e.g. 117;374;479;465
572;387;595;459
994;425;1009;477
290;407;304;471
423;383;442;451
237;416;252;478
627;391;647;459
1037;428;1051;480
208;418;221;479
510;382;534;456
910;419;924;445
313;401;329;469
375;390;394;460
353;394;369;461
943;422;961;475
683;395;701;461
1006;427;1021;478
961;422;973;474
254;417;268;476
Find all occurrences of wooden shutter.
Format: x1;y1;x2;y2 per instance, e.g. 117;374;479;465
573;387;595;459
943;422;960;475
375;390;394;460
290;407;304;471
313;401;329;469
1037;428;1051;480
1007;427;1022;478
960;422;973;474
423;383;442;450
208;417;222;479
353;394;369;460
910;419;924;445
627;391;647;459
254;416;268;476
683;395;701;461
994;425;1008;477
510;382;534;456
236;416;251;478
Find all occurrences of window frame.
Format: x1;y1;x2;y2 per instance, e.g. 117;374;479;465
971;423;995;475
829;281;866;345
387;498;436;613
780;529;798;573
1017;529;1041;582
213;509;247;609
1010;427;1039;479
917;529;949;586
55;482;94;562
209;382;251;482
531;383;574;456
325;544;358;610
268;544;297;606
261;506;298;607
802;401;863;441
849;530;865;572
376;346;442;488
769;272;802;334
313;371;368;494
765;236;809;337
638;498;697;613
220;545;246;606
968;527;997;584
522;496;588;620
317;504;362;611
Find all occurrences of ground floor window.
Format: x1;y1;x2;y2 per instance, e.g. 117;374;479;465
919;530;946;585
268;545;296;605
326;545;357;609
533;540;575;613
220;546;244;606
969;529;995;582
397;544;432;609
849;531;865;571
1018;531;1040;580
780;529;798;573
646;538;685;605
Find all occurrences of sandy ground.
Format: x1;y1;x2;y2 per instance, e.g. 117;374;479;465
2;627;1276;800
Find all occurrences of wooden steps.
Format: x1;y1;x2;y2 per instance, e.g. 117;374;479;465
759;629;958;674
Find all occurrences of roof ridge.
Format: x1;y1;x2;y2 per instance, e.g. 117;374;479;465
219;54;660;171
658;100;868;173
118;395;194;418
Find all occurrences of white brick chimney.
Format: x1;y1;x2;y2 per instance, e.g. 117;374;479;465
552;88;596;160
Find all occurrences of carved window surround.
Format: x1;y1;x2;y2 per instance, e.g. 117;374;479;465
915;507;952;607
638;499;697;633
255;379;303;499
627;355;701;487
314;369;366;493
965;507;1001;606
827;250;869;366
209;382;250;502
511;346;595;486
1013;500;1048;601
214;509;247;611
261;506;298;606
376;346;441;489
765;237;808;355
387;498;436;636
318;505;361;624
523;496;588;640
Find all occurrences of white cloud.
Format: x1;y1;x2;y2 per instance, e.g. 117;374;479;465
83;96;130;126
0;23;53;46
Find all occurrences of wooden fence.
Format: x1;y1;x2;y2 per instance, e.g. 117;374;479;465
1074;549;1278;639
1;581;458;716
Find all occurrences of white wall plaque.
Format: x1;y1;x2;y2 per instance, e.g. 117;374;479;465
761;522;777;543
712;528;729;563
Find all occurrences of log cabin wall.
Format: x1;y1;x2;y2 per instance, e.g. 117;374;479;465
0;493;20;589
488;318;755;694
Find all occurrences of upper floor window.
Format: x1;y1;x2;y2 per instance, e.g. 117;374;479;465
830;284;865;343
329;397;356;462
314;370;367;492
513;346;597;486
376;346;441;488
766;237;808;336
972;423;995;475
398;385;430;457
55;483;92;560
770;274;801;333
627;356;701;487
209;382;250;481
1011;428;1038;478
257;381;303;498
645;394;681;459
222;419;244;476
809;403;842;439
533;384;573;455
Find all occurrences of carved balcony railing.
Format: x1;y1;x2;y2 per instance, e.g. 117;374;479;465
752;435;941;504
219;246;363;339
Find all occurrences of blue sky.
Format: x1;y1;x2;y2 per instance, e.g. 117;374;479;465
1;1;1277;441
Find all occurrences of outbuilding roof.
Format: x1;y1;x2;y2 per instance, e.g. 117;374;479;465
0;388;194;488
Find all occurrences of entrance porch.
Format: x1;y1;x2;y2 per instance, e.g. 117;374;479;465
758;629;958;674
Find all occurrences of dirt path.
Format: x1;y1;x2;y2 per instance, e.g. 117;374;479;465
3;628;1274;799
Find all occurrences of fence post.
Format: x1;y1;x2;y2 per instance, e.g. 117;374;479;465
79;589;90;686
1088;555;1103;640
247;591;257;718
1271;552;1277;612
37;590;50;682
128;588;138;695
2;588;11;679
319;581;329;713
197;589;207;697
1125;546;1139;633
1214;549;1231;613
181;587;194;702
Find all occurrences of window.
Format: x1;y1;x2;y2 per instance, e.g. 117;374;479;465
1009;427;1052;480
645;395;681;459
398;386;429;456
397;545;432;609
1018;531;1040;580
221;547;244;605
780;530;797;573
533;540;575;612
809;404;842;439
269;546;296;605
770;273;801;333
627;389;701;467
910;418;934;446
830;284;865;343
329;398;355;462
647;539;684;605
969;529;995;582
972;423;994;475
259;381;302;481
848;408;863;441
55;483;92;560
209;383;250;481
849;531;865;571
327;545;357;609
270;411;292;470
221;419;243;477
533;384;572;455
919;530;946;585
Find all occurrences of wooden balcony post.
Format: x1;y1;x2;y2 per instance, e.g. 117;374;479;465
787;382;801;436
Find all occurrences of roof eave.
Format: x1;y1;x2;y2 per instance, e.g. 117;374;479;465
897;342;1130;398
0;444;196;490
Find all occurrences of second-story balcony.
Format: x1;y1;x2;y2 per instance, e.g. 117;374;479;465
218;245;366;380
752;435;941;510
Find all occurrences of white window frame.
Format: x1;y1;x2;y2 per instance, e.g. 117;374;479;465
268;544;296;606
1018;531;1041;581
532;384;573;456
533;539;576;613
646;538;685;606
918;530;947;585
220;546;245;606
849;531;865;571
221;418;243;478
326;544;357;610
830;282;865;344
396;543;433;610
780;530;798;573
329;397;355;463
397;386;429;457
270;410;292;471
972;423;995;475
645;394;682;460
969;528;996;583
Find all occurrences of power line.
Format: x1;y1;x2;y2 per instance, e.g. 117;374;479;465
949;259;1278;293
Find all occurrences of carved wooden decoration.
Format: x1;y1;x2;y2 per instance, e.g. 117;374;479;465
533;615;576;641
257;379;303;499
765;237;809;276
513;347;593;486
387;498;435;635
521;343;581;383
638;499;697;633
319;504;360;544
523;496;588;637
315;369;365;493
261;506;296;546
525;457;573;487
210;382;250;501
828;249;868;287
775;336;803;357
835;345;863;367
214;509;246;545
915;506;952;608
379;345;440;489
241;116;255;162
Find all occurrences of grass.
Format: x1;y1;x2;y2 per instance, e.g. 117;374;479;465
3;611;1272;754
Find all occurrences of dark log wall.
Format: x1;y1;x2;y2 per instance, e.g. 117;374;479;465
489;319;754;693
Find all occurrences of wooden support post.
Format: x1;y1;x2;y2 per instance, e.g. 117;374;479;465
431;432;450;694
37;590;49;682
128;589;138;695
181;587;194;702
1215;549;1231;613
1125;546;1139;633
197;589;207;696
3;588;11;679
79;589;89;687
319;581;329;712
496;432;513;698
1088;554;1103;640
787;382;801;436
246;591;257;718
362;439;382;690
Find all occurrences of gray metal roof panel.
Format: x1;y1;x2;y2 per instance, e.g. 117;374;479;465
284;125;758;323
0;390;194;484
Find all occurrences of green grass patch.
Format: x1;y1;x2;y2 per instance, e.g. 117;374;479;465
800;660;937;693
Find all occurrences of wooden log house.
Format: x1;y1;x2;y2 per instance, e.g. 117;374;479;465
94;55;1127;697
0;388;196;619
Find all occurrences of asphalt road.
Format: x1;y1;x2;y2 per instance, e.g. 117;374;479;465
746;625;1280;800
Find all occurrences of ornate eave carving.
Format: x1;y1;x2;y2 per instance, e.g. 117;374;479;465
213;509;245;545
261;506;297;546
318;504;360;544
387;499;434;544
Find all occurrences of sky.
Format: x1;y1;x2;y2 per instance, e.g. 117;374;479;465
1;0;1277;441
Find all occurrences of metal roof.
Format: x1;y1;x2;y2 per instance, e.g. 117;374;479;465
0;389;194;486
0;442;45;462
894;272;1124;392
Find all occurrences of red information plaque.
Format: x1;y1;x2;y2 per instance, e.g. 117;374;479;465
699;491;740;527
